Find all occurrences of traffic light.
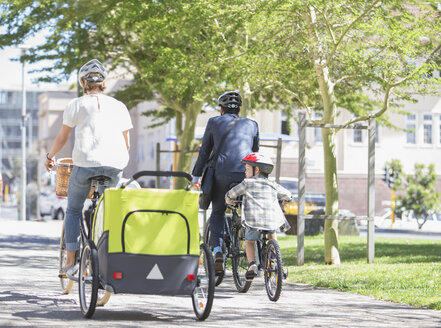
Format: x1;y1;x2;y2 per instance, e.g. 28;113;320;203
383;165;390;184
388;171;395;188
383;165;395;188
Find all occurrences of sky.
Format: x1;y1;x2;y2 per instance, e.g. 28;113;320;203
0;31;74;91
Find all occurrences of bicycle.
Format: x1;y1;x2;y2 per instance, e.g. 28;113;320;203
203;201;251;293
224;203;287;302
59;175;112;309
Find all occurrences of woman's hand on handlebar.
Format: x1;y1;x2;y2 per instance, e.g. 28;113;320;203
44;156;55;172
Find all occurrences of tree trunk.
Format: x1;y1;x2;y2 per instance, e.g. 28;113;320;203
305;4;341;264
322;128;341;264
175;105;200;189
240;82;251;118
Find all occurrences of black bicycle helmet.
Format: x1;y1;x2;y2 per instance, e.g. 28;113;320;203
217;90;242;109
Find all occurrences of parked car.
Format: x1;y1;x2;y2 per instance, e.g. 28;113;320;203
40;192;67;220
271;177;326;215
40;191;94;220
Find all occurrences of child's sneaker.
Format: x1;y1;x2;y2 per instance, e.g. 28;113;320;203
245;261;258;281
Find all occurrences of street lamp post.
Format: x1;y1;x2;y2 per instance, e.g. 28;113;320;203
19;44;31;221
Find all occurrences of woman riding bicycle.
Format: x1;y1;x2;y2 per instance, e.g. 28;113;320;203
44;59;133;276
225;152;291;280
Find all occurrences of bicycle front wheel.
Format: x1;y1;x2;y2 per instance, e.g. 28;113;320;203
59;221;74;294
78;242;99;318
231;226;251;293
192;243;215;321
264;239;283;302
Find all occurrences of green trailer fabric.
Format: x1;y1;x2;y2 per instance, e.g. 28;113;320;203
92;188;200;256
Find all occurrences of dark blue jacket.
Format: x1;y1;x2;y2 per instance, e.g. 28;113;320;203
192;113;259;176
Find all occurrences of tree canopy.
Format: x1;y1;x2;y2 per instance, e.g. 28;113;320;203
2;0;441;262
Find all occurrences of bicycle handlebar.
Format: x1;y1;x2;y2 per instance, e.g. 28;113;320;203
47;159;73;171
226;200;242;211
121;170;193;189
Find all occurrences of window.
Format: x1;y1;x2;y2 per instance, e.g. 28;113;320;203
439;114;441;144
0;92;6;104
136;136;145;163
147;133;155;160
281;120;289;135
423;113;433;144
406;114;417;144
313;112;323;142
353;123;363;143
281;112;290;135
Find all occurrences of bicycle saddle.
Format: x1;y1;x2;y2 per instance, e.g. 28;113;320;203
88;175;111;185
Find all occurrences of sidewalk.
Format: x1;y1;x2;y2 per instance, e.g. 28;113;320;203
1;217;441;327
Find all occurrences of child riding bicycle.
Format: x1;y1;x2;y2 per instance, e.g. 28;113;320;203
225;152;291;280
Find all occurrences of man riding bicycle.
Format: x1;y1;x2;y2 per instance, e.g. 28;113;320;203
192;90;259;274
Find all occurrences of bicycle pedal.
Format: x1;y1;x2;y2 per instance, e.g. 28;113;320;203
245;272;256;281
283;269;289;279
215;270;225;277
66;274;79;282
58;273;67;279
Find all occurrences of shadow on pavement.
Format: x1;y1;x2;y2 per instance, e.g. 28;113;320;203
0;235;59;250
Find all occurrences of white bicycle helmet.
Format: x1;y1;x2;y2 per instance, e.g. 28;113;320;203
241;152;274;174
78;59;107;83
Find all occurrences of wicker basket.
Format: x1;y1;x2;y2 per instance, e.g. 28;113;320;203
55;158;94;198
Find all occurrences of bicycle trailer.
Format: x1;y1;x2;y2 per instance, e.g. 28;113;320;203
90;172;201;295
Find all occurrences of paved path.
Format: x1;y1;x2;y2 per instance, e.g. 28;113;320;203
1;217;441;327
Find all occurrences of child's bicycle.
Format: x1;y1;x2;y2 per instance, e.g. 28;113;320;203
228;202;287;302
203;201;251;293
58;167;215;320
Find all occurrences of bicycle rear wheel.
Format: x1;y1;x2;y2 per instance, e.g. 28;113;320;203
192;243;215;321
231;225;252;293
59;221;74;294
203;220;224;286
264;239;283;302
78;241;99;318
96;289;111;306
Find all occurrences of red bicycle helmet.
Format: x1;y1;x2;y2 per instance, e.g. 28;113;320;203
241;152;274;174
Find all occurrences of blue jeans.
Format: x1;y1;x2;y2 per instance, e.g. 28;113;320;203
65;166;122;251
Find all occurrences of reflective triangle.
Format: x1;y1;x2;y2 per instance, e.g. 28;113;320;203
146;264;164;280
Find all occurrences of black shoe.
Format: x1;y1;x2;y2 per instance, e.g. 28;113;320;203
245;261;258;281
214;252;224;275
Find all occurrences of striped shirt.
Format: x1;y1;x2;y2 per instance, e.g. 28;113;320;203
225;175;292;232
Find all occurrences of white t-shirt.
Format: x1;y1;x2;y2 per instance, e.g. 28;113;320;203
63;94;133;169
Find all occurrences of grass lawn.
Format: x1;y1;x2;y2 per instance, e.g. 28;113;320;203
278;234;441;310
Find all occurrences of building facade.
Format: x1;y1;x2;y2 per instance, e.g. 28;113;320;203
0;88;42;172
